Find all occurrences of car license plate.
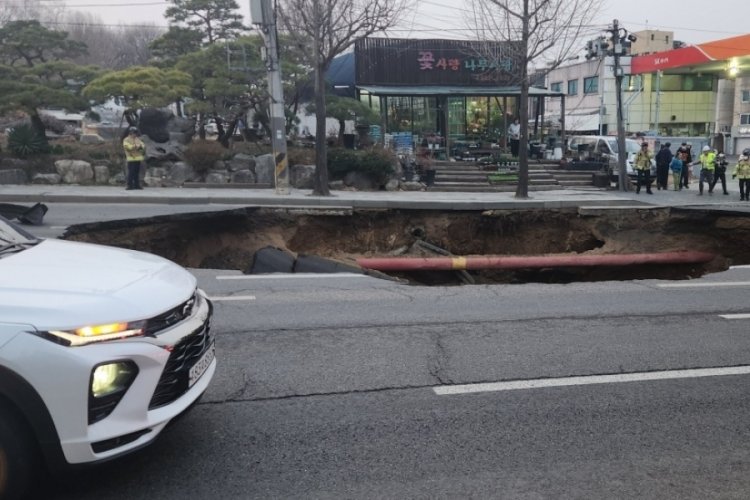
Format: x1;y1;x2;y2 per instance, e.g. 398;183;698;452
188;343;215;387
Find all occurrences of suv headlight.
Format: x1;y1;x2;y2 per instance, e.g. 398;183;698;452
45;321;146;347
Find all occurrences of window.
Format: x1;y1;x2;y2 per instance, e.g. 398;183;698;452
742;90;750;103
658;74;714;91
584;76;599;94
550;81;562;93
622;75;643;92
567;79;578;96
741;114;750;125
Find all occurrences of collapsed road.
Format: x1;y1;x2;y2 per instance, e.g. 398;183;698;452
60;205;750;285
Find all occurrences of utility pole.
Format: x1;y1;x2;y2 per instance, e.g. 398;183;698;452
609;19;636;192
250;0;289;195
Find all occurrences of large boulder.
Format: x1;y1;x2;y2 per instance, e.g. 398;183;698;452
138;108;172;143
144;166;169;187
168;162;197;184
343;171;378;190
94;165;110;185
55;160;94;184
0;169;28;185
290;164;315;189
80;134;105;145
32;173;62;185
0;158;31;170
139;108;195;144
231;169;256;184
254;154;276;185
228;153;256;172
140;135;185;162
205;171;229;184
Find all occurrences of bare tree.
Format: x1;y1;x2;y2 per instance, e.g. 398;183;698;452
63;10;163;68
0;0;66;25
277;0;412;196
469;0;600;198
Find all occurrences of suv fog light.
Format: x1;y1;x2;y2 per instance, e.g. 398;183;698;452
91;361;138;398
89;361;138;424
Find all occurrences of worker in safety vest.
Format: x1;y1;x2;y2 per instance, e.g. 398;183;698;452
634;142;653;194
733;149;750;201
122;126;145;190
696;145;716;195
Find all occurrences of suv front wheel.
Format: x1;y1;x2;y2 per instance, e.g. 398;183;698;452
0;406;36;500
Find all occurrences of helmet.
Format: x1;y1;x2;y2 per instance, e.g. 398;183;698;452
743;148;750;156
702;145;710;152
128;126;138;134
718;153;725;158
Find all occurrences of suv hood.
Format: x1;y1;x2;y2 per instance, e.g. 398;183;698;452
0;239;196;330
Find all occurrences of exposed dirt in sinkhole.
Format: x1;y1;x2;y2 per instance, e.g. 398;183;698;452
62;206;750;285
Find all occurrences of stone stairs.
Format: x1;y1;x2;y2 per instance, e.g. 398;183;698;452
427;160;600;192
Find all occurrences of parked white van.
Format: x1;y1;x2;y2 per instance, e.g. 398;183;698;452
567;136;656;181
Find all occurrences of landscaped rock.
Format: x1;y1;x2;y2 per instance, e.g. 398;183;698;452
140;135;185;162
205;171;229;184
231;169;256;183
0;158;30;170
55;159;94;184
144;167;169;187
109;172;126;186
32;173;62;185
94;165;110;184
343;171;377;190
290;164;315;189
168;162;196;184
0;169;28;185
385;179;400;191
400;181;425;191
80;134;105;145
254;154;275;185
228;153;255;172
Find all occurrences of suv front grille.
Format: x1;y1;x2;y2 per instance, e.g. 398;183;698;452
149;315;213;409
144;292;197;336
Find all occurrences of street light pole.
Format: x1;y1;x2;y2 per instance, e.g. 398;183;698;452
250;0;289;195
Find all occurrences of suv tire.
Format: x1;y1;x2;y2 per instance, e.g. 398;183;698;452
0;406;36;500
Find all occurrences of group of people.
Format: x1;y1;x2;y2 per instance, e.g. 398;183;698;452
635;141;750;201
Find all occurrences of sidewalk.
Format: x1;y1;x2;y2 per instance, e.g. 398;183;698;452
1;181;749;211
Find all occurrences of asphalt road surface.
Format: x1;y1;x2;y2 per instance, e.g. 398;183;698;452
48;264;750;500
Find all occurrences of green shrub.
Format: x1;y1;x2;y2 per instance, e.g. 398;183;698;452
327;148;360;179
7;125;48;157
183;140;226;176
327;147;395;182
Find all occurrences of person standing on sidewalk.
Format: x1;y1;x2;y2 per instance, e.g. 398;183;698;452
634;142;653;194
710;152;729;195
123;127;145;190
677;142;693;189
669;154;683;191
507;118;521;157
696;145;716;195
732;149;750;201
654;142;672;190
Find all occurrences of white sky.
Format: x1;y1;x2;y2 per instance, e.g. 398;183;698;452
49;0;747;47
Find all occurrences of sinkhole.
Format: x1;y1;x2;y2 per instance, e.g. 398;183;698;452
62;206;750;285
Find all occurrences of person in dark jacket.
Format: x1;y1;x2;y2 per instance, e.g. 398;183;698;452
711;152;730;195
654;142;672;190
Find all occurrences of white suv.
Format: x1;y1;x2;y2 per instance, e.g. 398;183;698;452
0;216;216;499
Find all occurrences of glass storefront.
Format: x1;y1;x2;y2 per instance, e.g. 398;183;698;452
362;94;517;146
